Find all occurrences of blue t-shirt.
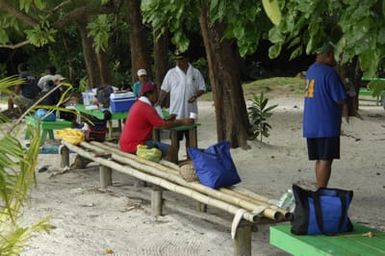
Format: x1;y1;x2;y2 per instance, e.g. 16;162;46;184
132;81;141;98
303;63;347;138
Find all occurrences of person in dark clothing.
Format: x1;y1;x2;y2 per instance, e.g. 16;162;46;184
12;63;41;111
41;74;65;106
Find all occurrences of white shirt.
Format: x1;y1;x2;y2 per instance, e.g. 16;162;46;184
161;64;206;119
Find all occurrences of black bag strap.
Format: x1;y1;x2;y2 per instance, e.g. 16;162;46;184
312;190;347;236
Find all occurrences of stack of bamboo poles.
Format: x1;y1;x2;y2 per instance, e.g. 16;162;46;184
62;141;290;223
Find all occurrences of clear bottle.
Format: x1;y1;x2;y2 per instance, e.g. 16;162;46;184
276;189;294;210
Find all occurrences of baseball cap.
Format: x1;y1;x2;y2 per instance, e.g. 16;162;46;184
174;49;188;60
54;74;65;81
140;82;156;96
315;42;335;54
137;69;147;77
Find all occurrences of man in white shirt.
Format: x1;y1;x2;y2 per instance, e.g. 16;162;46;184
158;50;206;149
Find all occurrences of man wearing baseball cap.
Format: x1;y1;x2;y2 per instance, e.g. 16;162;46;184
157;49;206;149
132;68;149;97
120;82;193;160
303;41;348;188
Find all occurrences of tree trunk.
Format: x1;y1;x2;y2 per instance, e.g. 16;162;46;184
96;50;112;85
78;19;102;89
338;57;362;115
153;29;169;86
127;0;151;83
199;7;250;149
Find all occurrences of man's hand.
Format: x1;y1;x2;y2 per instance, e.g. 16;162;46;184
182;118;194;125
188;95;197;103
167;114;177;121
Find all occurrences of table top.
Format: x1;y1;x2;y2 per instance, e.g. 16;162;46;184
75;104;128;120
170;123;200;131
25;116;72;129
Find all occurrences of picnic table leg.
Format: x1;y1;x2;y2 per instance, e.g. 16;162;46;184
40;130;48;145
188;126;198;148
60;145;70;168
108;120;113;139
168;130;179;163
151;185;163;216
100;166;112;188
233;220;252;256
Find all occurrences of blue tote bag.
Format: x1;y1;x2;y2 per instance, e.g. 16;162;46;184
188;141;241;189
291;184;353;235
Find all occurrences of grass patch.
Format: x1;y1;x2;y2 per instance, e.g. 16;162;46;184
200;76;305;101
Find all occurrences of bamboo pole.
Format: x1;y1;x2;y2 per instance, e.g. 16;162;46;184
63;141;259;223
103;141;181;172
91;141;179;175
80;142;283;220
219;188;289;220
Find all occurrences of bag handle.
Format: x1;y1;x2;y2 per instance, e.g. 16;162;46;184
312;190;348;236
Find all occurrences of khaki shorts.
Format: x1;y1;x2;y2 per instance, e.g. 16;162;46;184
13;95;34;110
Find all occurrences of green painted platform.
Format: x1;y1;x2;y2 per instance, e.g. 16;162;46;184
270;224;385;256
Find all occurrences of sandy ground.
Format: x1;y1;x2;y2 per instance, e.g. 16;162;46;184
19;94;385;256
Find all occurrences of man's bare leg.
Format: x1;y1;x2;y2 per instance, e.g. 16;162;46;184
315;159;333;188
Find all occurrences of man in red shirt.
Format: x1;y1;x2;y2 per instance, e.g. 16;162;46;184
119;82;193;160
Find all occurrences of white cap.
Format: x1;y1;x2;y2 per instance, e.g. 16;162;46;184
137;69;147;77
53;74;65;81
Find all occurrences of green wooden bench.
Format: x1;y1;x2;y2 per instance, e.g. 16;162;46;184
270;224;385;256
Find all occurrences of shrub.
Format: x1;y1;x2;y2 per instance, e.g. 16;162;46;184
248;92;278;142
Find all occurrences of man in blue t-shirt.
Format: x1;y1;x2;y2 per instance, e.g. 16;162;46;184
303;43;348;188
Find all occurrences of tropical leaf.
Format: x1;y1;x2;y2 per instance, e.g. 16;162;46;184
0;76;52;253
262;0;282;26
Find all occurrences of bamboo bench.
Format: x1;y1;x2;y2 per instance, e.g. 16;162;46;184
270;224;385;255
59;140;289;256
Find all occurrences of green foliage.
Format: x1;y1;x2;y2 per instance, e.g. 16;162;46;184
25;22;57;47
20;0;46;13
268;0;385;77
142;0;199;52
262;0;281;26
0;76;52;254
87;14;113;53
248;92;278;142
367;79;385;97
142;1;270;56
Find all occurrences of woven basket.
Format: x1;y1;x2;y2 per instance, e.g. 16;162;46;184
179;163;199;182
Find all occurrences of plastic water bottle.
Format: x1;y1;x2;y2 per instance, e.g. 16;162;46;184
277;189;295;210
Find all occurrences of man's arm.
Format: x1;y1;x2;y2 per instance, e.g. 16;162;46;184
188;90;205;103
159;118;194;129
157;89;169;107
342;101;349;123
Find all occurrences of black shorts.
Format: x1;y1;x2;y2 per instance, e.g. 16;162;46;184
307;137;340;160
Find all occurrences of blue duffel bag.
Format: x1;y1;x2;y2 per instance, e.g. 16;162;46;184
188;141;241;189
291;184;353;235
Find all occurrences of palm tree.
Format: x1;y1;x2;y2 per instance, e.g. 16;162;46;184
0;76;51;255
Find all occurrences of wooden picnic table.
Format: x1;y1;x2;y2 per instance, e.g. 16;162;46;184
153;123;199;163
